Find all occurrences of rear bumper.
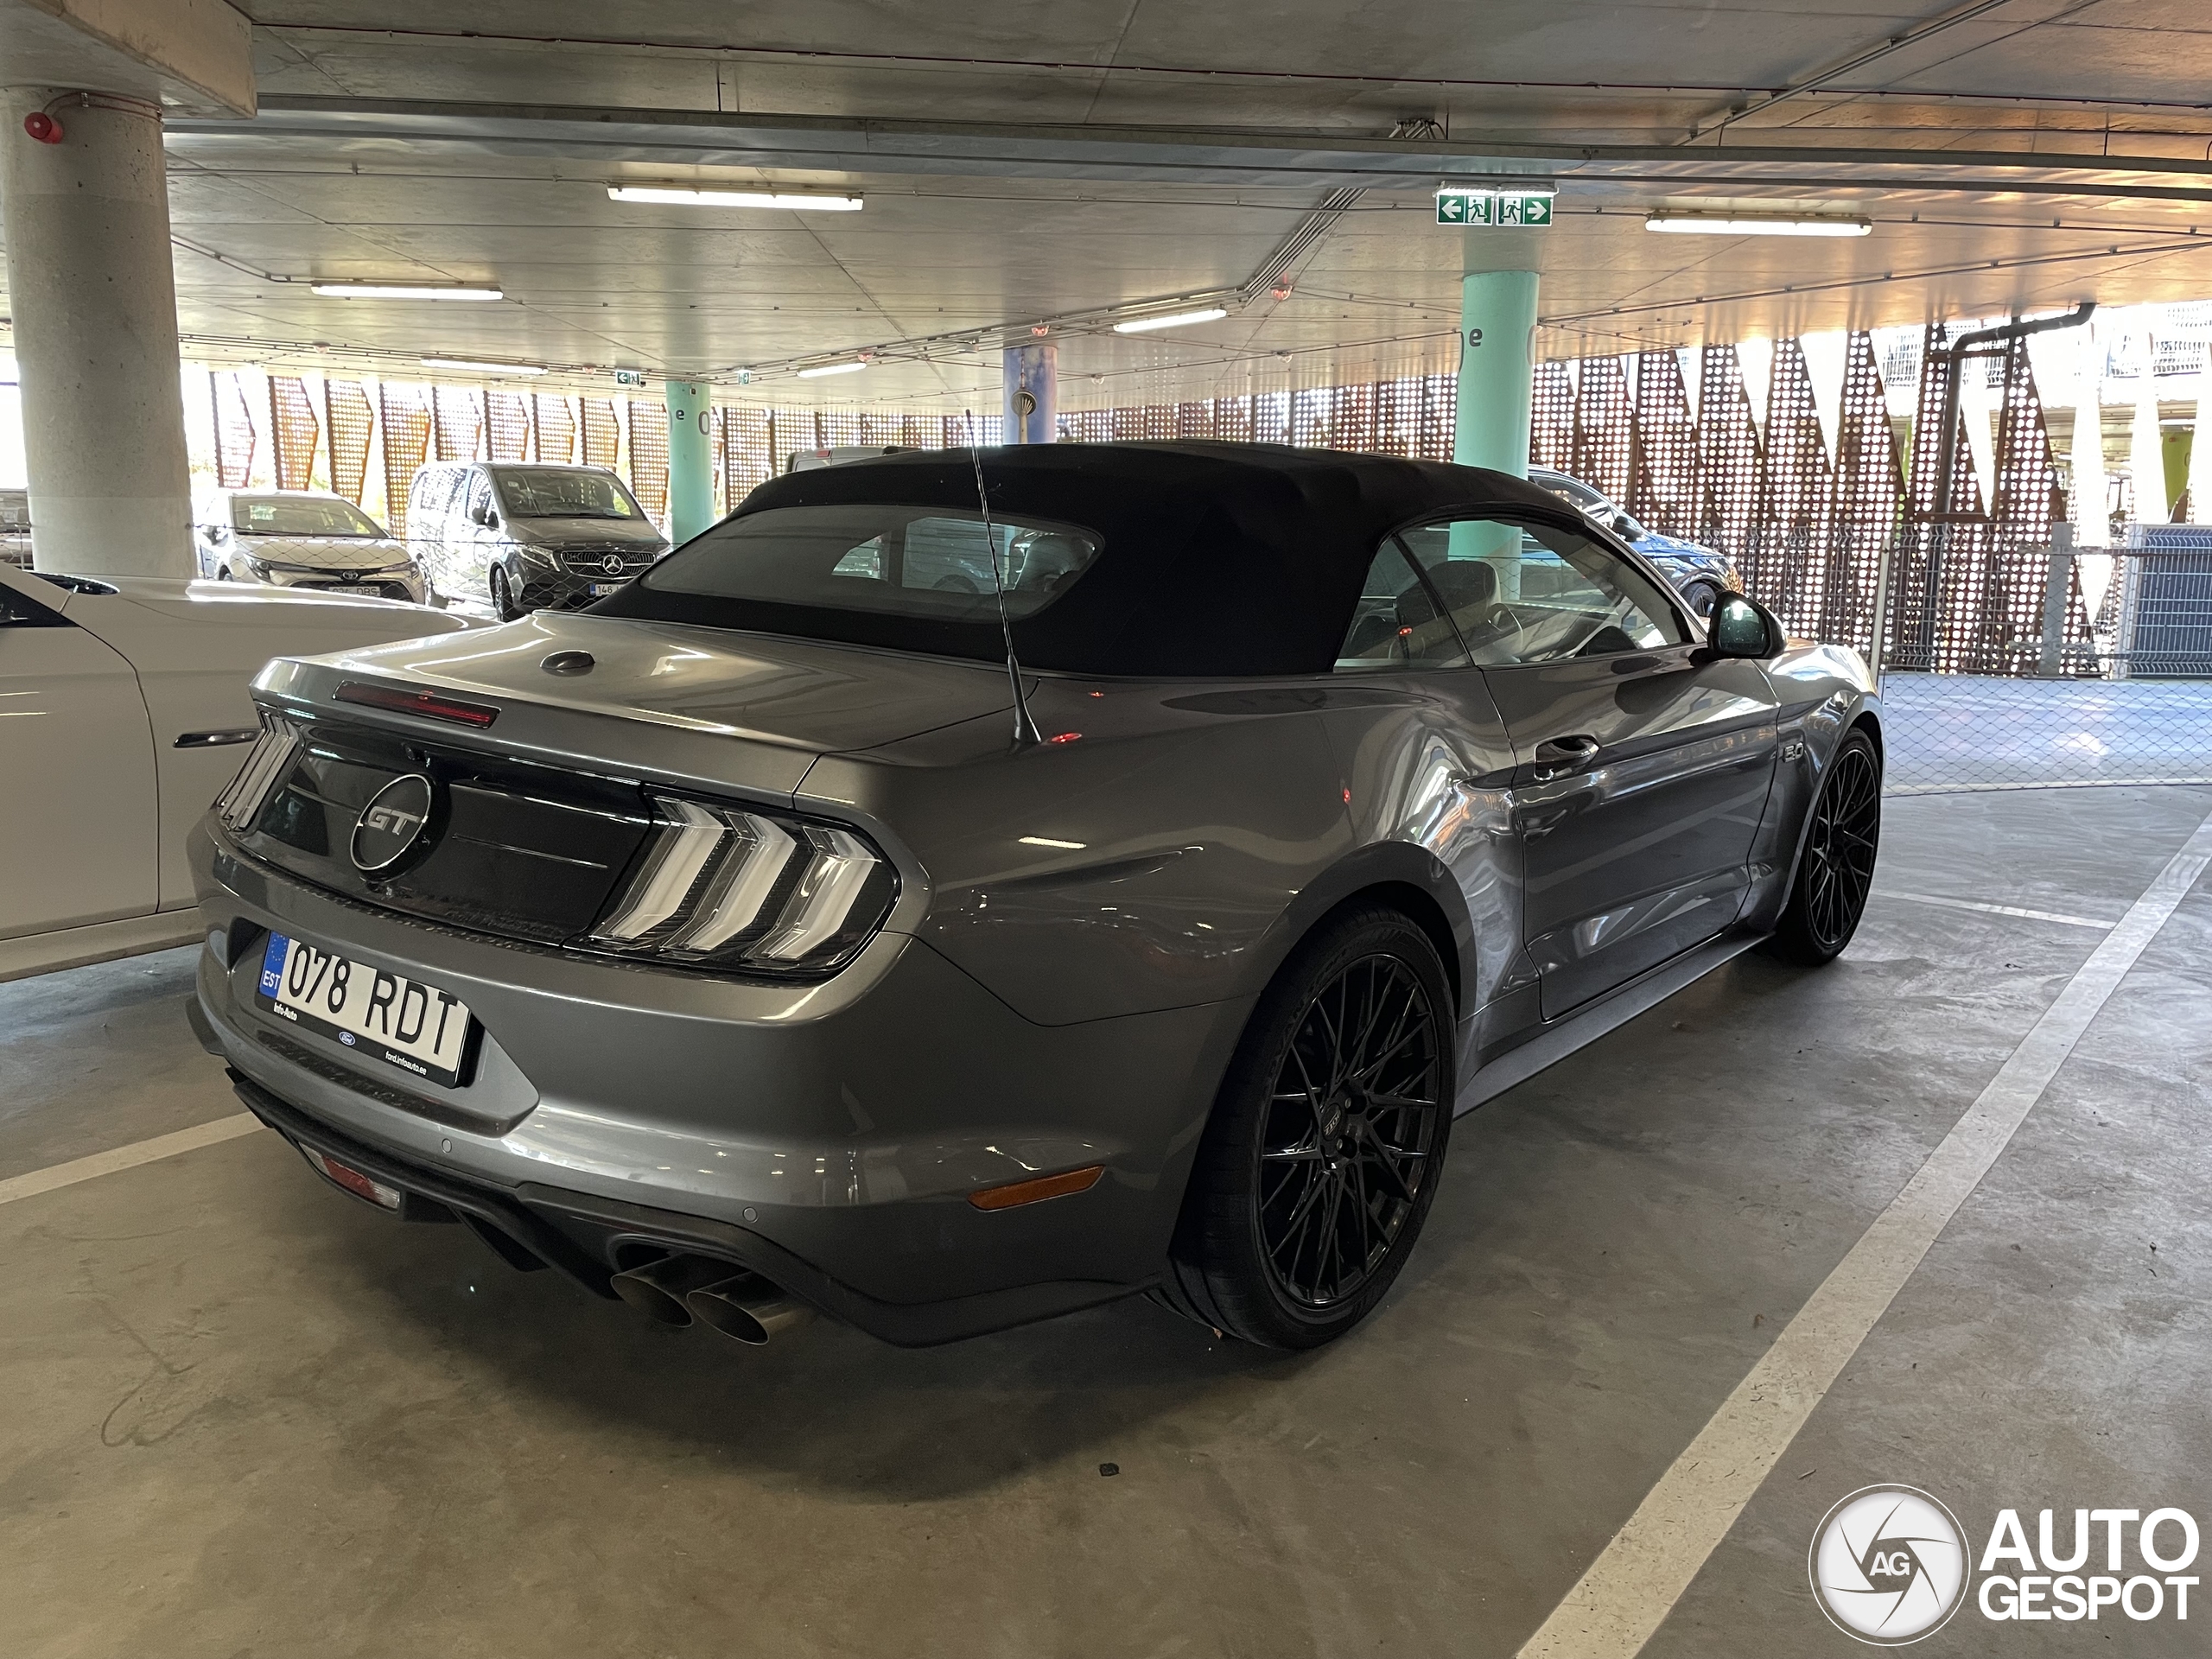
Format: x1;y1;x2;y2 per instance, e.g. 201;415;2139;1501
188;822;1251;1343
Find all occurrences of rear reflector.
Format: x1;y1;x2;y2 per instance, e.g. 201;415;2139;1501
967;1164;1105;1211
301;1146;404;1211
336;681;499;728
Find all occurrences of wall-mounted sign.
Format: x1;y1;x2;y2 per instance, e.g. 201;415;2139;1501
1435;192;1554;228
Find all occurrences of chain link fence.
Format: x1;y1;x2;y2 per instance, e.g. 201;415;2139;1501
1874;529;2212;794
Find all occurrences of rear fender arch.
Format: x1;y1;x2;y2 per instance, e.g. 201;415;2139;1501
1239;840;1475;1019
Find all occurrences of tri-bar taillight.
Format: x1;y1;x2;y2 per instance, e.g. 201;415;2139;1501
588;794;896;975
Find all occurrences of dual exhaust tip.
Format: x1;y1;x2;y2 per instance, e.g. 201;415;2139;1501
607;1253;814;1345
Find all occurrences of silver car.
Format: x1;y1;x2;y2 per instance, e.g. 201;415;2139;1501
1529;467;1742;619
195;489;427;603
187;444;1882;1352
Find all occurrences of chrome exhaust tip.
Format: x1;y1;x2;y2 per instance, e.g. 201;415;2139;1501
686;1273;817;1345
607;1253;744;1325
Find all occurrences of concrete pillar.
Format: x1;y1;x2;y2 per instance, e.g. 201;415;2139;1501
1002;342;1056;444
0;90;192;576
664;379;713;543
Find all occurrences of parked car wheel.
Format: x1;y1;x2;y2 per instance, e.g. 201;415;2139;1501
1764;728;1882;966
1157;904;1454;1348
1680;576;1723;620
489;564;523;621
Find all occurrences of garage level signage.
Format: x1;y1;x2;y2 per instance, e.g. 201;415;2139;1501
1435;190;1553;227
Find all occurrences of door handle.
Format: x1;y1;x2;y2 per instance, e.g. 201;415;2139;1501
1531;734;1602;779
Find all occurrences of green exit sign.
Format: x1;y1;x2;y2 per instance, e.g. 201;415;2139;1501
1435;191;1554;227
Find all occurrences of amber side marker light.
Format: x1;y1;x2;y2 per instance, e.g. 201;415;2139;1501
968;1164;1106;1211
336;681;499;728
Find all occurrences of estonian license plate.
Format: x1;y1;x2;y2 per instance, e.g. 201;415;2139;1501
255;932;475;1088
588;581;624;596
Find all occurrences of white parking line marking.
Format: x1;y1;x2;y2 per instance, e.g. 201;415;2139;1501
0;1114;262;1209
1875;890;2117;930
1515;810;2212;1659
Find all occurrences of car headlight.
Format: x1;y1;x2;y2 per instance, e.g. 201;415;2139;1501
516;544;562;569
242;554;276;577
588;794;897;975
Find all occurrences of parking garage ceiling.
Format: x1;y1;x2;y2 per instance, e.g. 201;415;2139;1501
6;0;2212;407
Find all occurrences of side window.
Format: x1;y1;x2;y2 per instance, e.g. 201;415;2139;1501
0;581;68;627
1394;518;1688;667
1334;540;1471;672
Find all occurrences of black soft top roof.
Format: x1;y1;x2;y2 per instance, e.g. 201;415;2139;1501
599;442;1576;677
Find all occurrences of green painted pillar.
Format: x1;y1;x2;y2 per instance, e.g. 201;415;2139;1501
1452;232;1540;476
664;379;714;543
1452;232;1540;575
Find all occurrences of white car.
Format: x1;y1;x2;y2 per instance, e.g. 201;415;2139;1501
0;565;474;980
195;488;428;605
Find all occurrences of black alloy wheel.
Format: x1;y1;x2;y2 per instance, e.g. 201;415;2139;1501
1767;728;1882;965
1157;905;1453;1349
1258;953;1442;1308
489;563;523;621
1681;577;1721;620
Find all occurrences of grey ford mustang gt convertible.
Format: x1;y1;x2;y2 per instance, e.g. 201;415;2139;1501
188;442;1882;1351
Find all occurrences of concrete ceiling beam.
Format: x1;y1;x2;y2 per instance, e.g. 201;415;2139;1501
0;0;253;118
166;96;2212;198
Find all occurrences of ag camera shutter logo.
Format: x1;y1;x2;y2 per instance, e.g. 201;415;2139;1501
1810;1485;1969;1644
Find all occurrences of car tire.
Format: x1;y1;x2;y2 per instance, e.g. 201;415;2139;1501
1155;903;1455;1349
1681;577;1721;620
1764;728;1882;967
489;564;523;621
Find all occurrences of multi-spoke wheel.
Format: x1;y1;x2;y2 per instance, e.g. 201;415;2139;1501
1156;905;1453;1348
1766;728;1882;965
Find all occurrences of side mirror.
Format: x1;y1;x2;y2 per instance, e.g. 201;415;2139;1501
1702;592;1783;659
1612;510;1643;539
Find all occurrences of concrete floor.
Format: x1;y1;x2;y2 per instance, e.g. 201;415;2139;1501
3;785;2208;1657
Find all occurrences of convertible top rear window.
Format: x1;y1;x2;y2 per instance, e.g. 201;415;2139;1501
641;505;1101;626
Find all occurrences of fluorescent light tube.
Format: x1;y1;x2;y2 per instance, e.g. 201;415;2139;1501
796;360;869;378
1436;182;1559;200
608;186;864;212
1644;215;1872;237
419;357;547;376
314;283;505;301
1112;308;1230;334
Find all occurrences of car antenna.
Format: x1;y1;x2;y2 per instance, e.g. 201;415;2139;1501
963;412;1040;748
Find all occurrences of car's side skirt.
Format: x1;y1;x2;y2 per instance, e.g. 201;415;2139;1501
1456;929;1764;1115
